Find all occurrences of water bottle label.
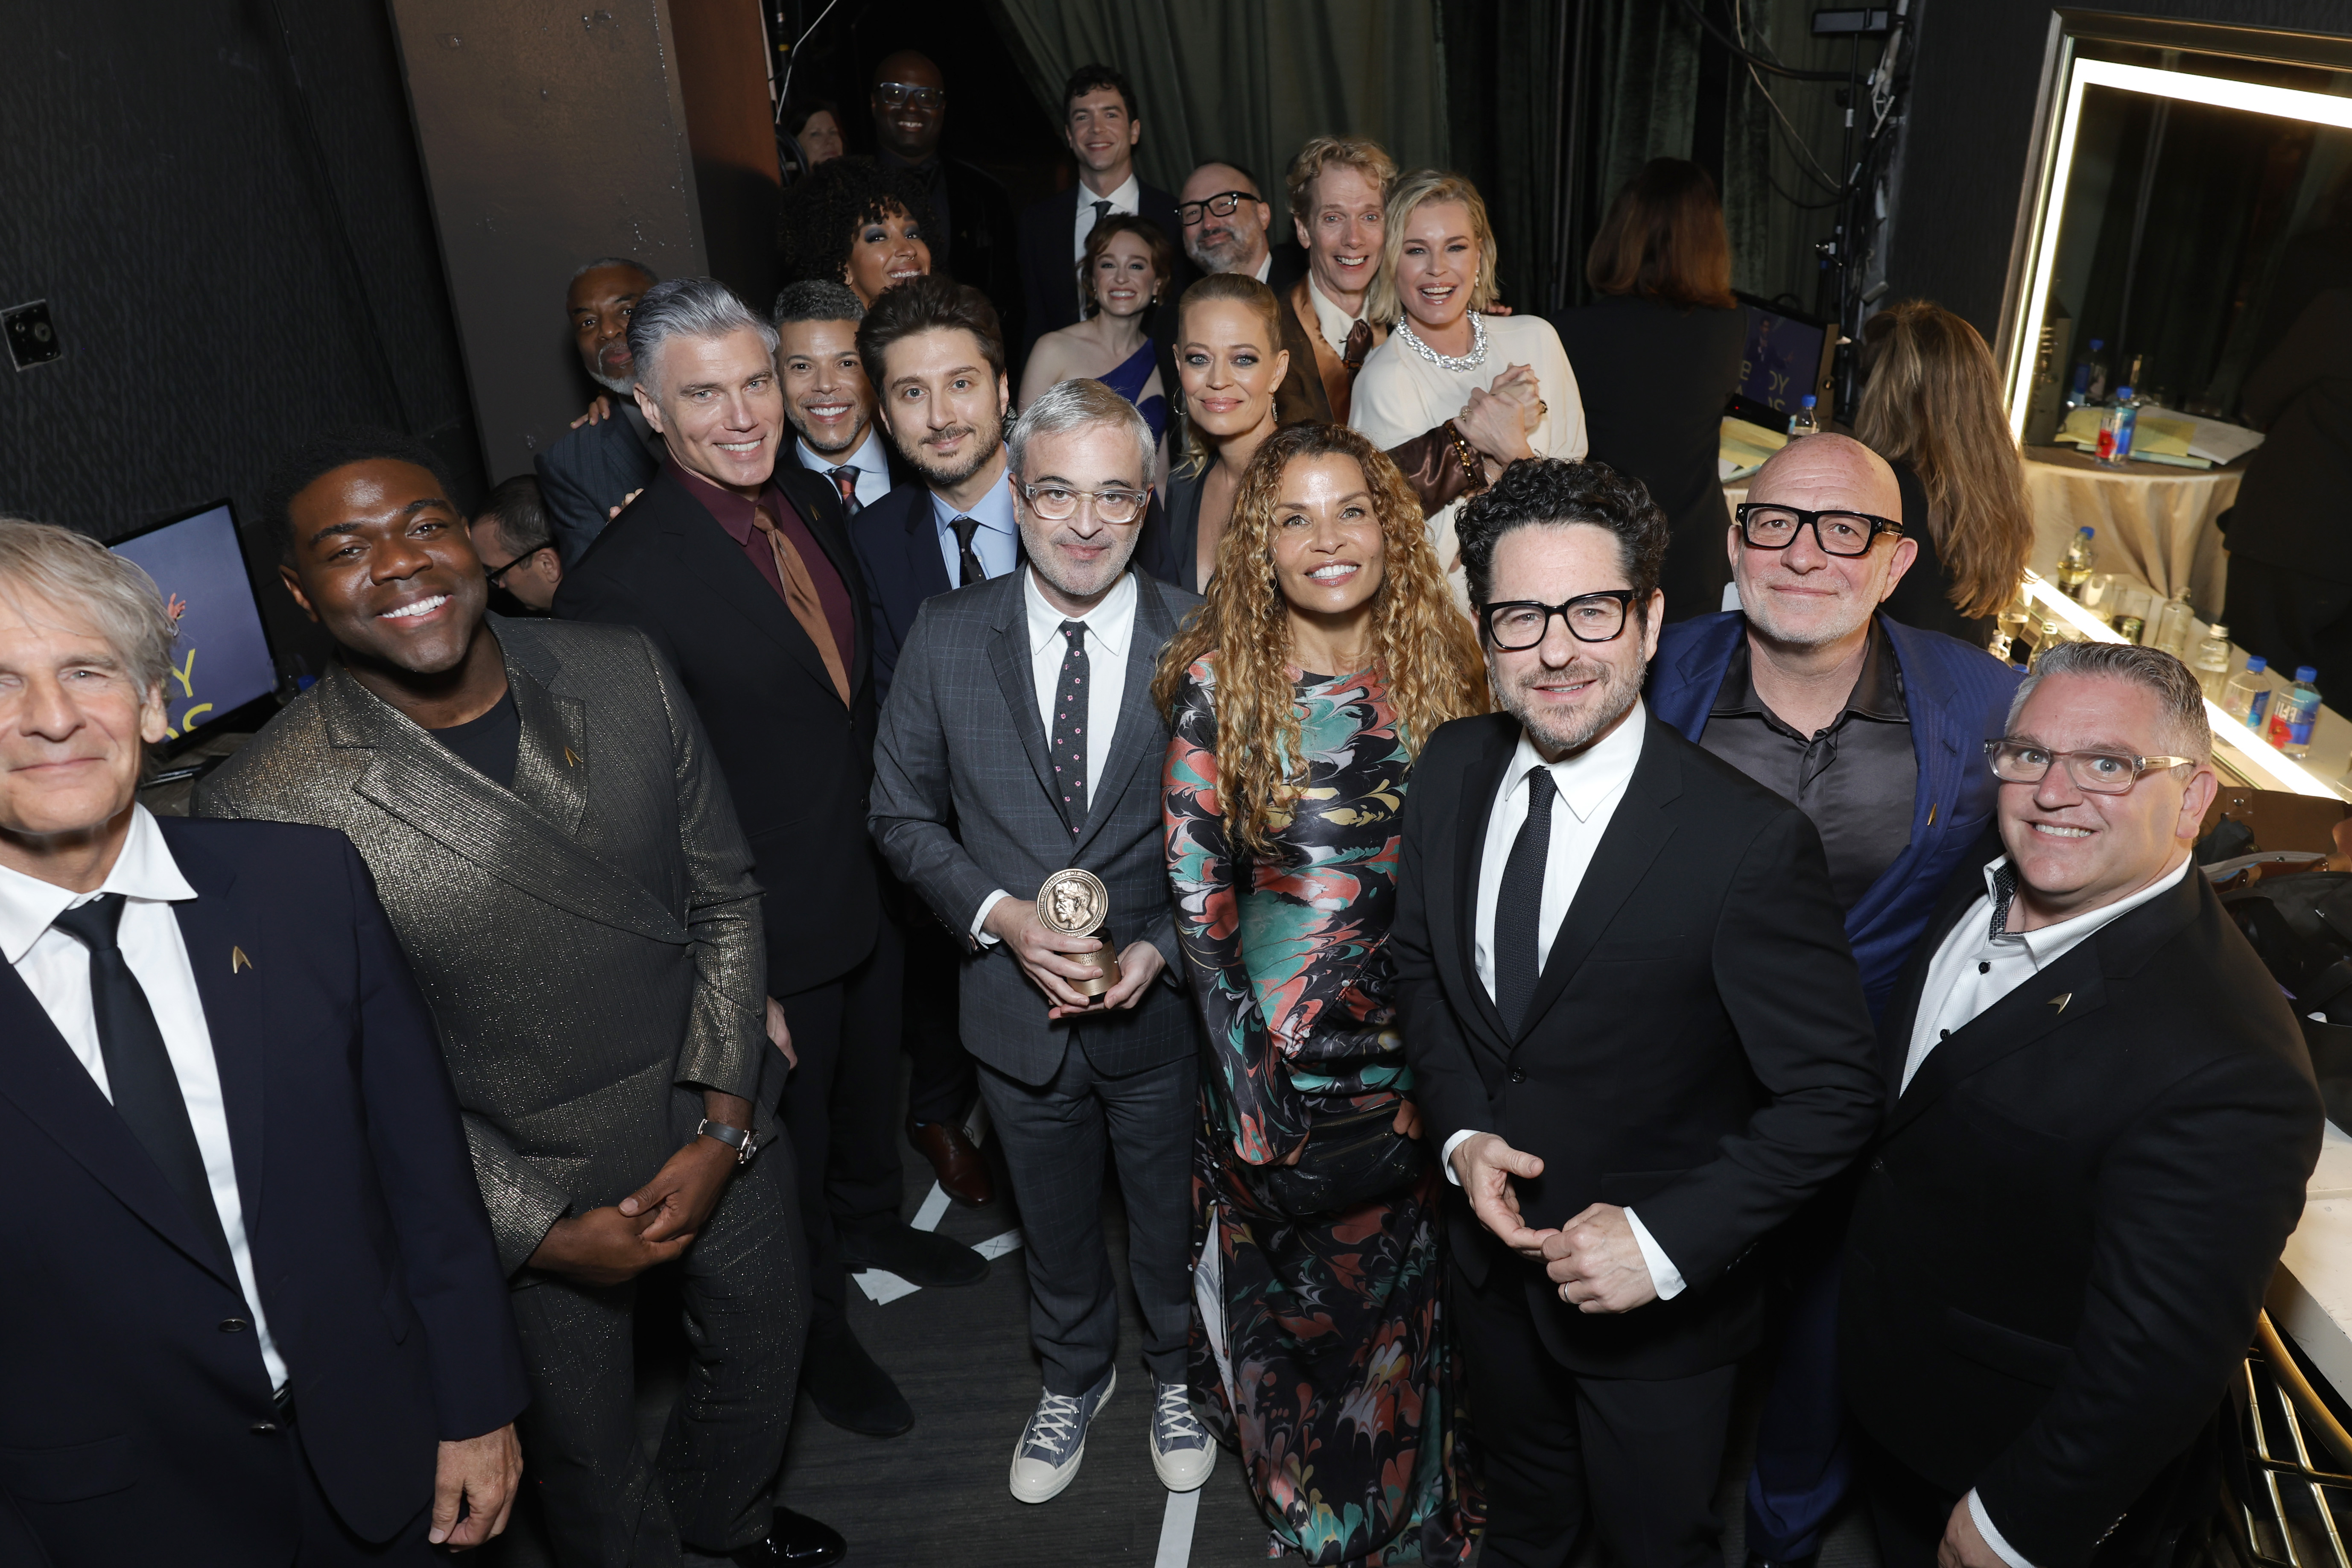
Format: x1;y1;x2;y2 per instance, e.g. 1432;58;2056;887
2292;718;2316;745
2249;692;2270;727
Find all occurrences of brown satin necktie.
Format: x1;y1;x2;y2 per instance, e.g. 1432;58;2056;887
1342;318;1373;373
750;501;852;707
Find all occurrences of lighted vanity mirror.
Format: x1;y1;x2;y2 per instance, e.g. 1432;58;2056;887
2001;19;2352;444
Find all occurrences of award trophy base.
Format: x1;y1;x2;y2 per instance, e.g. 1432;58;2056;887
1073;931;1121;998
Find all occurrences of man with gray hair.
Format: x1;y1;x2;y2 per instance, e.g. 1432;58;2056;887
557;277;986;1446
1842;640;2322;1568
772;280;907;515
869;376;1211;1504
538;257;665;563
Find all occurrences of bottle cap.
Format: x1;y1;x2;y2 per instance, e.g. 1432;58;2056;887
2299;666;2319;683
2247;656;2267;672
2115;385;2133;398
2080;526;2095;537
2210;625;2229;639
1800;395;1816;408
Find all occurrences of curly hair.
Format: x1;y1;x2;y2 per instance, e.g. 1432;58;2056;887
776;157;934;290
1456;458;1670;616
1153;423;1488;859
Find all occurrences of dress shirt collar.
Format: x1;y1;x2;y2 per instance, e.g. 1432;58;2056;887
1505;699;1648;823
1081;172;1142;216
1024;566;1137;660
932;466;1020;542
1251;252;1272;285
800;423;889;483
1973;849;2193;964
0;806;196;966
1306;276;1362;357
667;455;785;546
1711;622;1907;729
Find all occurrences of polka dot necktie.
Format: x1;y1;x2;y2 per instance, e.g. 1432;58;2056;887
1049;620;1090;835
827;465;862;516
949;516;987;588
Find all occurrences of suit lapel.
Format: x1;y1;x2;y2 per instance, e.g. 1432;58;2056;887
1876;854;1993;1095
987;579;1061;813
661;482;841;707
901;491;956;601
782;467;872;701
161;826;267;1273
1516;721;1682;1040
1443;718;1517;1045
503;628;590;839
1073;576;1172;857
321;667;687;945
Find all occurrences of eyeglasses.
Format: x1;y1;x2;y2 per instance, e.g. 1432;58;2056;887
1178;191;1256;226
874;82;944;111
1481;590;1638;649
1733;503;1904;558
1984;739;2196;794
1018;483;1147;525
483;545;554;587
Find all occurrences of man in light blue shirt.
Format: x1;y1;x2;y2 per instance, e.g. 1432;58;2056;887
774;279;905;515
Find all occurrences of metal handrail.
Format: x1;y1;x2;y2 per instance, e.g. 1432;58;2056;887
2241;1311;2352;1567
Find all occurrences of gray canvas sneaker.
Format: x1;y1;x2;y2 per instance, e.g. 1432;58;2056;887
1008;1366;1116;1504
1148;1380;1215;1491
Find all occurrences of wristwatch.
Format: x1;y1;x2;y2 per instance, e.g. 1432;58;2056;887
695;1118;757;1165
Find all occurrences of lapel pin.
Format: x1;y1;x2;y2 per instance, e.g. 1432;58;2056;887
231;946;253;974
2047;992;2071;1014
564;747;581;768
1927;802;1938;827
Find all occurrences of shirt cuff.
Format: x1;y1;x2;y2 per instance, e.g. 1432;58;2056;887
1623;1208;1688;1300
971;890;1012;947
1967;1490;2035;1568
1439;1128;1477;1186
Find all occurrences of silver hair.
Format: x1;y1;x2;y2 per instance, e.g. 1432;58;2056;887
0;517;177;702
773;279;865;326
571;256;657;286
625;277;778;393
2008;639;2212;765
1005;378;1155;488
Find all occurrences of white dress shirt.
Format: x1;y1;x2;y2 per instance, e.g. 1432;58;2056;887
1439;703;1686;1299
0;808;288;1390
795;422;894;511
1071;172;1142;262
1900;849;2192;1568
1251;251;1272;285
1306;276;1363;359
971;567;1141;942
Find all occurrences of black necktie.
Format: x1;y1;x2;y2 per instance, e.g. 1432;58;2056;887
1494;766;1557;1034
827;465;863;516
53;893;234;1266
1089;198;1113;234
949;516;988;588
1049;621;1090;835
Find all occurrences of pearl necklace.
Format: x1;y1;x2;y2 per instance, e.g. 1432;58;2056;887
1396;312;1488;373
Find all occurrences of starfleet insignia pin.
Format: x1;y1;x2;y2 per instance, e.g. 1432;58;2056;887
564;747;581;767
231;946;253;974
2048;992;2071;1014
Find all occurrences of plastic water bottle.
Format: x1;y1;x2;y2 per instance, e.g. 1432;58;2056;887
1788;395;1819;438
2268;666;2322;758
2097;387;2138;466
2223;655;2272;731
2151;590;2196;658
2057;526;2096;599
2193;625;2234;702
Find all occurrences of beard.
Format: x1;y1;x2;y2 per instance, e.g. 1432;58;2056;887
899;407;1004;489
1492;649;1646;758
590;369;636;398
1186;226;1251;274
794;411;866;458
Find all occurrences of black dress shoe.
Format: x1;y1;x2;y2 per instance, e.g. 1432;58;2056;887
726;1508;847;1565
839;1221;988;1288
801;1318;914;1436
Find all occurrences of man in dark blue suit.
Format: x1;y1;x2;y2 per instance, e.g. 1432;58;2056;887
536;258;666;564
1642;434;2020;1567
0;519;526;1565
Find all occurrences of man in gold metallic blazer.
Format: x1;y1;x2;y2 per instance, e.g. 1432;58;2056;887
195;428;842;1568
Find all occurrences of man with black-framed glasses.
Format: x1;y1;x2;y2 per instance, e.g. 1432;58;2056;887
1842;639;2320;1568
1645;432;2021;1568
470;475;564;613
867;50;1022;347
1175;161;1304;294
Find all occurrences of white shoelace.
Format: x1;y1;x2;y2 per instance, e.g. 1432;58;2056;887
1021;1391;1085;1458
1154;1383;1207;1447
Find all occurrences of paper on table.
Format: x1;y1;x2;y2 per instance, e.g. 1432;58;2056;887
1719;415;1786;481
2139;405;2265;465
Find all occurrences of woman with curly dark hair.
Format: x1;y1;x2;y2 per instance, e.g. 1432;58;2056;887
776;158;933;307
1157;422;1486;1565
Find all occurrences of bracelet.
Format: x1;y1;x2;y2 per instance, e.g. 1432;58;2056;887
695;1118;757;1166
1443;420;1488;493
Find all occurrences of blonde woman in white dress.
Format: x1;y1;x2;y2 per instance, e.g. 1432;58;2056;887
1350;169;1587;606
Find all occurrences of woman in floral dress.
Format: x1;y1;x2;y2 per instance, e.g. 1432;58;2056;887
1155;423;1487;1565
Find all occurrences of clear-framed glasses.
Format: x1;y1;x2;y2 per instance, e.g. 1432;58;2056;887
1177;190;1253;226
1733;503;1904;558
1480;590;1637;650
1984;739;2196;794
873;82;944;111
1019;482;1147;525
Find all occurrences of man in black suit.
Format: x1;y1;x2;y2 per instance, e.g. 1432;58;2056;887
868;50;1023;351
1841;640;2323;1568
555;277;984;1441
0;518;526;1565
1176;159;1305;295
1393;460;1882;1567
536;257;666;563
1014;64;1186;365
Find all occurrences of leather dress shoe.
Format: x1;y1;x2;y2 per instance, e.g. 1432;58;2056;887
840;1221;988;1289
725;1508;846;1565
906;1116;993;1205
801;1318;913;1436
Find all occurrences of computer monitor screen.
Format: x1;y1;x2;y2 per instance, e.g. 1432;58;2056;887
111;501;278;742
1736;298;1829;419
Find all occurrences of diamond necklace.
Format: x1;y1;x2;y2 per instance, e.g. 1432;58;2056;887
1396;312;1488;373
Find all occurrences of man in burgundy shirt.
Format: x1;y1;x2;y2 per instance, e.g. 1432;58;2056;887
557;279;985;1445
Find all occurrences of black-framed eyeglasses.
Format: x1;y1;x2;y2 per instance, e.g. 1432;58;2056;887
1733;503;1904;558
483;544;555;588
1177;191;1256;225
1481;590;1638;649
1984;739;2196;794
873;82;944;111
1018;482;1147;525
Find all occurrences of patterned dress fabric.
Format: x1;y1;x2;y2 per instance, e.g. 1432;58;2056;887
1164;657;1476;1567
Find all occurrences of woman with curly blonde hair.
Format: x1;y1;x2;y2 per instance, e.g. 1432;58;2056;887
1155;422;1486;1564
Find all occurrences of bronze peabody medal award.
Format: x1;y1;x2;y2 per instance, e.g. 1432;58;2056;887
1036;867;1120;997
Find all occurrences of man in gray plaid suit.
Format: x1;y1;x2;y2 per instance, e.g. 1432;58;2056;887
868;374;1210;1505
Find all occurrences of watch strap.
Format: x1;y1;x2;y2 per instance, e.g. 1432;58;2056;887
695;1118;756;1165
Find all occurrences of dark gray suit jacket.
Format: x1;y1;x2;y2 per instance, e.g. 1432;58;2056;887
536;400;663;565
194;616;770;1273
869;569;1199;1085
